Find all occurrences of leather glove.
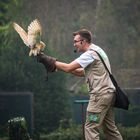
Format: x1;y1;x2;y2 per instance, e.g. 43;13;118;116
37;53;57;72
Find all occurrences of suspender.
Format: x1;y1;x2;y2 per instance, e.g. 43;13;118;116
93;50;118;88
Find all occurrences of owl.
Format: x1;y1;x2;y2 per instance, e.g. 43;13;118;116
13;19;46;56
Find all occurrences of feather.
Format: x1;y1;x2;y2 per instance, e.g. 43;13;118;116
27;19;42;47
13;22;28;46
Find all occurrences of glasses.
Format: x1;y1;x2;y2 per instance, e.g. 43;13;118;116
73;40;83;43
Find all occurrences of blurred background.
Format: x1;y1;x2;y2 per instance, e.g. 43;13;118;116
0;0;140;140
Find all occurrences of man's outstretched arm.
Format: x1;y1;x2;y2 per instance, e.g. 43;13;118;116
55;61;85;77
37;53;85;77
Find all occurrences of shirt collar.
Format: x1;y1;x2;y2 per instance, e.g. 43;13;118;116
87;43;96;50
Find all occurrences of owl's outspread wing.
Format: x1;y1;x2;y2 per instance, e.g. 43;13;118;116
13;22;29;46
27;19;42;48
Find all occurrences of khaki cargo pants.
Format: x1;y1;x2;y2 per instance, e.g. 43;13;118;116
85;92;123;140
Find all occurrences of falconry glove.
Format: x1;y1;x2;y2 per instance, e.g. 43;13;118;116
37;53;57;72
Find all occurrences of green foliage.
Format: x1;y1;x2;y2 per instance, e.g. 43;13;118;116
116;105;140;127
0;0;23;23
0;0;23;48
39;121;140;140
8;117;30;140
0;35;71;132
120;125;140;140
40;120;83;140
78;84;88;95
95;0;140;70
0;0;71;134
0;0;140;136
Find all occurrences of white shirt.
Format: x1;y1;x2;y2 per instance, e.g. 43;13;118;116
75;43;108;68
75;51;94;68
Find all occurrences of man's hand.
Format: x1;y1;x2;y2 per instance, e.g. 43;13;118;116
37;53;57;72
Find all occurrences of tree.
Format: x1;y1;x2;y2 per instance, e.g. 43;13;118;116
0;0;71;134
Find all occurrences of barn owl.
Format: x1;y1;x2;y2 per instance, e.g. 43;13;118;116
13;19;46;56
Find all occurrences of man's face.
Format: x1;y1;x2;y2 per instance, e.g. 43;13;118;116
73;35;84;52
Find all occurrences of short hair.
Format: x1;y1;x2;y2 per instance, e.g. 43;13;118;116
73;29;92;43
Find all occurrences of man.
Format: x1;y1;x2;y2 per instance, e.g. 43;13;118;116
37;29;123;140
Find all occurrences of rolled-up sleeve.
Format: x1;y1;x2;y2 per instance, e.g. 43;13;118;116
75;51;94;68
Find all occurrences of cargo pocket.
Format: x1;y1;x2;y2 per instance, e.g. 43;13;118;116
87;93;113;113
98;93;114;109
87;95;102;113
87;112;100;124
